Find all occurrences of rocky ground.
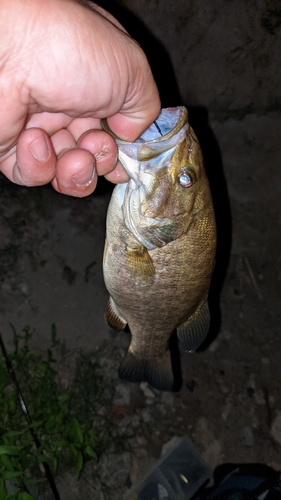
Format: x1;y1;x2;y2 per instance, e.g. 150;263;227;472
1;1;280;498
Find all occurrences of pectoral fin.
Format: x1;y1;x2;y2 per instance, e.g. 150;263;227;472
118;349;174;391
105;297;127;331
125;245;155;280
177;300;210;352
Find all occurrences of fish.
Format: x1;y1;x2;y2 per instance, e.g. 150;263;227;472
102;107;216;391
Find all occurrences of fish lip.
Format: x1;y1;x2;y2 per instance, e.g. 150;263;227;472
102;107;188;145
119;107;188;145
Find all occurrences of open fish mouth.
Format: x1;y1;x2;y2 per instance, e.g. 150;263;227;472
102;107;189;182
117;107;188;179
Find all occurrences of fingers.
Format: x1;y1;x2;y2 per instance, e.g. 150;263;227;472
77;129;129;184
51;148;97;197
51;129;119;196
77;129;118;177
53;128;128;195
0;125;127;197
0;128;56;186
104;162;130;184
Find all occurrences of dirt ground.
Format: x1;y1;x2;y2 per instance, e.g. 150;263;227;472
0;1;280;499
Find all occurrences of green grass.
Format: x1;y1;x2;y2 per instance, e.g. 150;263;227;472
0;324;117;499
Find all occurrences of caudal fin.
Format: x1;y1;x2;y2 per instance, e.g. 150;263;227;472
118;350;174;391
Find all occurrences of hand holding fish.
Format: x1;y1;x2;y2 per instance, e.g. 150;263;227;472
0;0;160;196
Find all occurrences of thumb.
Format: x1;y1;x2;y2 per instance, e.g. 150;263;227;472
106;106;161;142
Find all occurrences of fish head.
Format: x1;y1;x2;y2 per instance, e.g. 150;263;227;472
115;108;211;248
140;126;206;221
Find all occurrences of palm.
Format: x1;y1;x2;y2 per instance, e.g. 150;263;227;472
0;0;160;196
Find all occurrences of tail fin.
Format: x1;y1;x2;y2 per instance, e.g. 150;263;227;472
118;350;174;391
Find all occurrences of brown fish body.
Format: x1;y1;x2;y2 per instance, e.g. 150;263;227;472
103;107;216;390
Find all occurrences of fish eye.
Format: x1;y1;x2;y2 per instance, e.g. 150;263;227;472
177;168;194;188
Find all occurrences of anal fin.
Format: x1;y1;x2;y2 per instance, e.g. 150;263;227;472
118;349;174;392
177;300;210;352
105;297;127;331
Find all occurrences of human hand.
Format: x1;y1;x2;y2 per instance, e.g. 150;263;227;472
0;0;160;196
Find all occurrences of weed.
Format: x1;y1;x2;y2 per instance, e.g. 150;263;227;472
0;324;114;499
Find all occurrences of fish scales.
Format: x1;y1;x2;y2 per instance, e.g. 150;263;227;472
103;107;216;391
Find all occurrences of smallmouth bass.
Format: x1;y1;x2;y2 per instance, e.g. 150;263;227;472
103;107;216;391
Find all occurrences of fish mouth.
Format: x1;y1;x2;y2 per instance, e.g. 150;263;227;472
135;107;188;144
102;106;187;144
116;107;189;183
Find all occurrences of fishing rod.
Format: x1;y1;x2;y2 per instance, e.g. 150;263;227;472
0;332;61;500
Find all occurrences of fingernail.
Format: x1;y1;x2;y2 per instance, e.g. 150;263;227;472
72;164;95;187
29;137;50;162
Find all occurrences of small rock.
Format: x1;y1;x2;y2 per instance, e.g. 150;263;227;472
194;417;222;468
271;412;281;445
222;329;232;340
134;447;149;459
268;461;281;471
219;383;229;394
146;398;155;405
261;357;270;365
161;392;174;407
131;415;141;428
221;359;232;369
254;390;265;405
221;399;232;421
99;452;131;489
18;282;30;296
208;339;220;352
113;383;130;406
141;410;151;422
1;282;12;293
136;435;148;446
130;454;155;484
194;416;212;448
202;439;222;468
248;373;256;390
269;395;275;405
161;436;180;456
241;426;254;447
139;382;156;399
